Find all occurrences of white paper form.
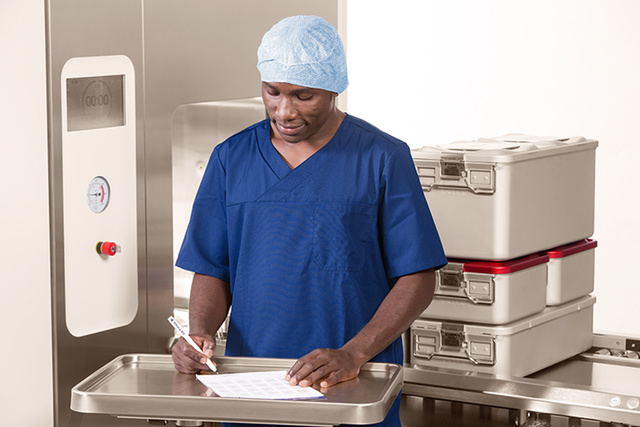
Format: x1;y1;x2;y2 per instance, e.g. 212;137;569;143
196;370;326;400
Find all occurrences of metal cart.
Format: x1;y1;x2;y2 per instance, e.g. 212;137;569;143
71;354;402;426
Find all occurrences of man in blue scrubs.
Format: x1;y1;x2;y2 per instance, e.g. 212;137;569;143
171;15;446;426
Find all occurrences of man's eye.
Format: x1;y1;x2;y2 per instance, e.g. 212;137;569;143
297;94;313;101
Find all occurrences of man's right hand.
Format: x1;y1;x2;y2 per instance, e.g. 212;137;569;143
171;334;217;374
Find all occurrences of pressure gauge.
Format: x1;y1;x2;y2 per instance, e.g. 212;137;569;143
87;176;111;213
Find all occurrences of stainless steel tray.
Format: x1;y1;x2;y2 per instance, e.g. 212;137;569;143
71;354;403;426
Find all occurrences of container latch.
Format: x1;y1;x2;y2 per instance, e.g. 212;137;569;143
412;325;496;365
415;157;496;194
435;265;495;305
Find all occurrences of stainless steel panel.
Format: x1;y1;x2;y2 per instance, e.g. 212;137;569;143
400;396;520;427
46;2;154;427
71;354;402;426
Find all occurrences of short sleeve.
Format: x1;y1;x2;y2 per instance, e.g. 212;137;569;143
176;146;230;282
378;143;447;278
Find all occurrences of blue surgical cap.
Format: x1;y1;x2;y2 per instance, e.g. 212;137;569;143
257;15;348;94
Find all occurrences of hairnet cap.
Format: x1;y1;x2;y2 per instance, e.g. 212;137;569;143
257;15;348;94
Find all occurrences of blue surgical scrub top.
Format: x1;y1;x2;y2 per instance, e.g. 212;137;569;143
176;114;446;427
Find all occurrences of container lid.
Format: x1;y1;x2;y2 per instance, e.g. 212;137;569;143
412;134;598;164
546;239;597;259
414;295;596;337
444;140;523;151
466;295;596;336
448;253;550;275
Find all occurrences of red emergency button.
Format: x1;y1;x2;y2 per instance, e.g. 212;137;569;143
96;241;120;256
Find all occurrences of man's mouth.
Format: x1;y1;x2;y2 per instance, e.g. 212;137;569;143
277;122;303;136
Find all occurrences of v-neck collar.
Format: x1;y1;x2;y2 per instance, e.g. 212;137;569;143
257;115;353;180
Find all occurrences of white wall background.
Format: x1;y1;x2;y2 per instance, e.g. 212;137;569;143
347;0;640;336
0;0;54;425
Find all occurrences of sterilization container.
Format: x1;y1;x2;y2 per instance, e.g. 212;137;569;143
421;253;549;324
410;295;595;377
544;239;597;306
412;134;598;260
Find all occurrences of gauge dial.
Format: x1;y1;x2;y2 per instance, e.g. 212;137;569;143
87;176;110;213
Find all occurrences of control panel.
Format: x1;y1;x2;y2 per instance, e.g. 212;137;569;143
61;55;138;337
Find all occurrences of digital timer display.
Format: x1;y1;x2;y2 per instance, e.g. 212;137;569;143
66;74;125;131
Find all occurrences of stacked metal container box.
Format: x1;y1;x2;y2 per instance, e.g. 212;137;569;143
409;134;598;376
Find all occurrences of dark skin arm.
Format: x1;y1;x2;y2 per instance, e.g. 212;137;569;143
171;273;232;373
286;268;436;388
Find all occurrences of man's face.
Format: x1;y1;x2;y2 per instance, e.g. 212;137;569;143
261;82;337;144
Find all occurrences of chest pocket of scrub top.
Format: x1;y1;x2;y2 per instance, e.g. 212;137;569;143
313;202;374;271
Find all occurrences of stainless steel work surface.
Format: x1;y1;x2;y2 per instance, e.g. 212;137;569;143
402;354;640;426
71;354;402;426
529;353;640;397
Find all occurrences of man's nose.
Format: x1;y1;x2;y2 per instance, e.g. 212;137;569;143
276;97;297;121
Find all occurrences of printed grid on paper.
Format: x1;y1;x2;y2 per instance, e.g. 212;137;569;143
197;370;326;400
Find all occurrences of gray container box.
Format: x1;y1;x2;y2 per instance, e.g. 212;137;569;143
410;295;595;377
412;134;598;260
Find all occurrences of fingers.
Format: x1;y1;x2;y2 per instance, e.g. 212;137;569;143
171;346;203;374
286;349;323;384
202;337;216;359
318;370;347;389
287;357;330;387
286;348;360;389
171;335;216;374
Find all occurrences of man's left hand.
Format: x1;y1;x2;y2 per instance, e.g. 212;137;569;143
286;347;364;389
